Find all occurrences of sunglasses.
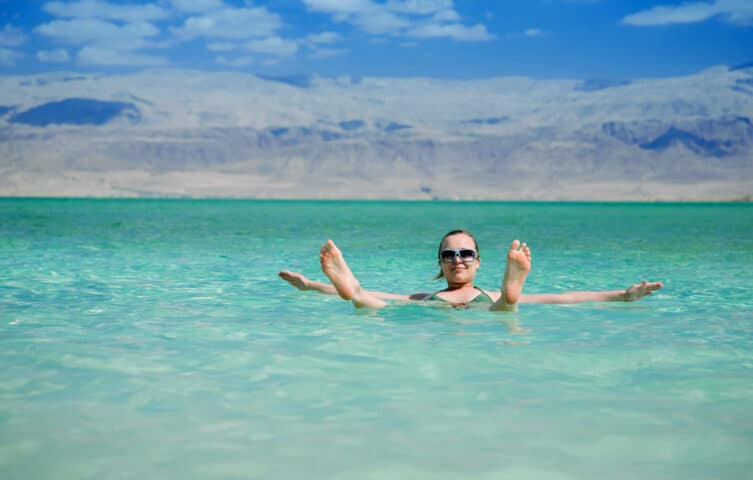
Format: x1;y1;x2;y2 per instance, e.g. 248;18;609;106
439;248;478;264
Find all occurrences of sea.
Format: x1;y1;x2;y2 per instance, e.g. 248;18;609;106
1;199;752;480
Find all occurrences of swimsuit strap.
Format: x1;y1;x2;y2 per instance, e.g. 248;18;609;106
426;286;494;304
471;286;495;303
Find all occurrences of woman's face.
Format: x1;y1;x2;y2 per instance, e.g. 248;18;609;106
439;233;480;285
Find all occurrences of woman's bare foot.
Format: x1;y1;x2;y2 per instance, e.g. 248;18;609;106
320;240;386;308
320;240;360;300
502;239;531;305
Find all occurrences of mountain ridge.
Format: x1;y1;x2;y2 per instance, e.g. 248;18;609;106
0;67;751;200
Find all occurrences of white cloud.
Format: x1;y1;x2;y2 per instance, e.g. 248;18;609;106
77;45;168;66
171;6;282;40
623;3;720;25
169;0;224;14
0;47;23;66
432;9;460;22
406;22;493;41
42;0;169;22
34;18;166;66
524;28;544;37
0;25;24;69
167;4;300;61
385;0;453;15
308;47;349;59
623;0;753;26
216;55;254;67
0;24;27;47
207;41;236;52
35;19;160;47
246;36;298;57
301;31;346;60
354;9;410;34
304;1;408;35
306;31;342;44
303;0;493;41
35;3;170;68
37;48;71;62
302;0;372;16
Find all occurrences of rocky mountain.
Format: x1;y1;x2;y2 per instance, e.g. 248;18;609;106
0;66;751;200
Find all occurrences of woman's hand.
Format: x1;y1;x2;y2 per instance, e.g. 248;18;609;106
278;271;312;290
624;280;663;301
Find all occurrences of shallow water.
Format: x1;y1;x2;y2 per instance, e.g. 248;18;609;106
1;199;752;479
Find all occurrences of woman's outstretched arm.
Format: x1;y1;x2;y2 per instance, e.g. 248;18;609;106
279;270;337;294
279;270;428;301
520;280;663;304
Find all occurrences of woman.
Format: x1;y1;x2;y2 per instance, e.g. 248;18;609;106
279;229;663;310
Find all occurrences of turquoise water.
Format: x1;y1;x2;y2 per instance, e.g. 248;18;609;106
1;199;752;479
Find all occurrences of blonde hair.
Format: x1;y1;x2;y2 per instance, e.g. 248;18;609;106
434;229;480;279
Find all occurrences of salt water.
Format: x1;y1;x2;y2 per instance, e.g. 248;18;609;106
1;199;752;479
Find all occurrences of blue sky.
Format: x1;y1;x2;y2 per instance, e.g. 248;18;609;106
0;0;751;79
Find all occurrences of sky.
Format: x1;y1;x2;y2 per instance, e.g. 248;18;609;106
0;0;751;80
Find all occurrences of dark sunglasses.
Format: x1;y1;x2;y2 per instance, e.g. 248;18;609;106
439;248;478;264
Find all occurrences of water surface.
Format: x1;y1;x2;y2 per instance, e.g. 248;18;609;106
1;199;752;479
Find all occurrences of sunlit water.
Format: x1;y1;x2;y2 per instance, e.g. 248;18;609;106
1;199;752;479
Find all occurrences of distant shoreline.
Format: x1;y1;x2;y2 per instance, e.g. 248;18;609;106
1;169;751;203
1;195;751;203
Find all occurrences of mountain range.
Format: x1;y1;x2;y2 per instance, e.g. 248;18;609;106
0;65;751;200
